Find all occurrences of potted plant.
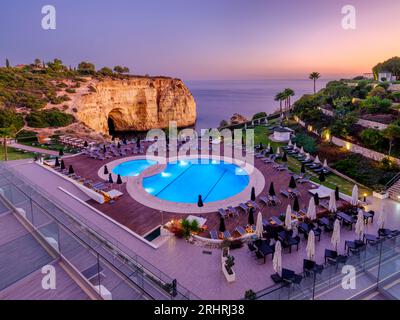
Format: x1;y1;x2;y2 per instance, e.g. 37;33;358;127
222;255;236;282
221;246;230;264
244;289;256;300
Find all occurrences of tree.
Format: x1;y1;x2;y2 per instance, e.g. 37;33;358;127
5;58;10;68
98;67;113;76
283;88;295;112
77;61;96;75
114;66;130;74
383;124;400;156
360;128;384;149
47;58;66;72
274;92;285;114
34;58;41;68
0;108;23;161
309;72;321;94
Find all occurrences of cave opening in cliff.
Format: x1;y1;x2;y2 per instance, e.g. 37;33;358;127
108;116;116;135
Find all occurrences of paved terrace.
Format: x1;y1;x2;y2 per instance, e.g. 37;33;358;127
4;155;400;299
62;142;336;237
0;205;89;300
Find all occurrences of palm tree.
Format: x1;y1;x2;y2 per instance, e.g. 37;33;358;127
283;88;295;112
274;92;285;114
309;72;321;94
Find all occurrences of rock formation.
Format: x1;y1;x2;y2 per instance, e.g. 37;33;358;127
74;77;196;134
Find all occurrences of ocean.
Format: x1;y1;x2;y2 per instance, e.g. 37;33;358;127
186;79;330;130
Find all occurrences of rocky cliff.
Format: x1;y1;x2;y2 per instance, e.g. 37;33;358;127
74;77;196;134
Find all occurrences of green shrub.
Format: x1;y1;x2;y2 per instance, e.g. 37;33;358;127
65;88;76;94
252;112;267;120
360;96;392;114
292;133;318;154
0;108;24;131
332;153;397;188
26;109;74;128
359;128;384;149
16;130;38;143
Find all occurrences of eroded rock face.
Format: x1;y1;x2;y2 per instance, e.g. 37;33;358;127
74;77;196;134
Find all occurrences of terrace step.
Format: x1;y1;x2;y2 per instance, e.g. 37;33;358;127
387;179;400;201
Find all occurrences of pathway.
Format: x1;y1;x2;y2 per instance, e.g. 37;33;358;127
9;143;67;156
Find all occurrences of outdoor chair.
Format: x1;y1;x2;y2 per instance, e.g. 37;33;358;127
210;230;218;240
247;242;257;253
239;203;249;212
270;273;283;284
324;249;338;265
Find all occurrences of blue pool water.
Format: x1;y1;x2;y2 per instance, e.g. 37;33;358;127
113;159;157;177
142;159;249;203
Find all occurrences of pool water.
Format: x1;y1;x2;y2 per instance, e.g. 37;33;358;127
142;159;249;203
112;159;157;177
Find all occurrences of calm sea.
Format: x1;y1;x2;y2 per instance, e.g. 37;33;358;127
186;79;330;130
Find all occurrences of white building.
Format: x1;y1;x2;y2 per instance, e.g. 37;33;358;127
273;127;293;142
378;71;395;82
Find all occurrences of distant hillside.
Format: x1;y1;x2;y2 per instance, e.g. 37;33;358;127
0;59;194;141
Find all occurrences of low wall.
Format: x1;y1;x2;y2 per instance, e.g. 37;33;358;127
319;107;388;130
330;136;400;165
294;116;400;166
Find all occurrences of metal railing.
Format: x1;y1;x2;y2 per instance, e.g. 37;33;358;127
254;234;400;300
384;172;400;191
0;163;200;300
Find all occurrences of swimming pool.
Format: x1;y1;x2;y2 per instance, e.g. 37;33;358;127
142;159;249;203
112;159;157;177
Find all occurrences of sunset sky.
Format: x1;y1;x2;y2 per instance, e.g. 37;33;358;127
1;0;399;80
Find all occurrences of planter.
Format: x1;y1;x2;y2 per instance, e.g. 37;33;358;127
222;264;236;283
373;191;389;200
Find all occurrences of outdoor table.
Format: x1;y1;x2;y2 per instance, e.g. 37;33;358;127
337;212;355;230
345;240;365;255
362;211;374;224
364;234;378;245
319;217;333;231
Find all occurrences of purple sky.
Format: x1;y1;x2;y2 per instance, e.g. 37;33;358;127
1;0;399;80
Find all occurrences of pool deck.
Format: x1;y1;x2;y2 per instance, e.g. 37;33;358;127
62;143;327;237
4;158;400;299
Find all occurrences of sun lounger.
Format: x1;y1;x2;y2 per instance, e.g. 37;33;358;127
259;196;270;206
218;208;227;218
227;206;238;216
270;216;283;226
210;230;218;240
247;200;258;209
223;231;232;239
280;189;290;198
235;226;246;236
239;203;249;212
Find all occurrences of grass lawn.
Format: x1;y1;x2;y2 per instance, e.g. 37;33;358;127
0;146;35;161
251;125;370;196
